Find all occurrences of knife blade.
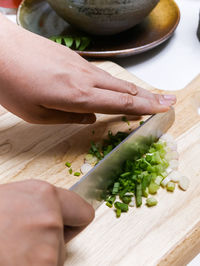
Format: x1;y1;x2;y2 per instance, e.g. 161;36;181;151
70;108;175;209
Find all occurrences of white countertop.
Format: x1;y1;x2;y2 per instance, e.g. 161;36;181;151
5;0;200;264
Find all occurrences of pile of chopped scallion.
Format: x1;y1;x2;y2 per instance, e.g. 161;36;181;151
66;118;189;218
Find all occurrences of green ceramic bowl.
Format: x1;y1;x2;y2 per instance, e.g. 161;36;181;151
46;0;159;35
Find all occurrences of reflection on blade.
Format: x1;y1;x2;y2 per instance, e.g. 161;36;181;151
70;108;175;209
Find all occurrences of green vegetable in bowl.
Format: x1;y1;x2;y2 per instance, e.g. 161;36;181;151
50;35;91;51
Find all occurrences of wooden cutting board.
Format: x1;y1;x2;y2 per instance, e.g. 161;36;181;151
0;61;200;265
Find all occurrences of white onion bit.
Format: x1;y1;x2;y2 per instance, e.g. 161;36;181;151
179;176;190;191
129;198;135;207
166;167;173;174
84;154;98;165
165;151;179;161
80;163;93;175
161;134;174;143
169;160;179;170
161;176;171;187
124;192;134;197
168;170;182;183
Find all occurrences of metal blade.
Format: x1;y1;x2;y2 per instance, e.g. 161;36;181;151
70;108;175;209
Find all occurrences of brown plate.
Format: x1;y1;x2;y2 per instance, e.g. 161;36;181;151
17;0;180;58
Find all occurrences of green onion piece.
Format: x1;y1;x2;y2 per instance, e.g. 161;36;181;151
116;208;122;218
106;195;116;207
122;116;130;125
166;181;175;192
154;176;163;186
142;174;151;197
140;121;145;125
136;183;142;207
120;172;131;178
106;202;113;208
112;182;120;194
65;162;71;168
148;182;160;195
74;172;81;177
146;197;158;207
161;172;168;178
114;202;129;212
121;196;132;204
68;168;73;175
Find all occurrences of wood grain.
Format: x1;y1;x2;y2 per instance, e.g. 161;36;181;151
0;61;200;265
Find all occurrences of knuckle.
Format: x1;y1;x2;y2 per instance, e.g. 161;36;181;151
69;86;90;105
121;94;134;111
126;82;138;94
43;212;63;230
38;181;56;198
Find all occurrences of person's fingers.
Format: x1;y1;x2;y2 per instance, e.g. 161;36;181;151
134;86;177;103
58;235;66;266
27;108;96;124
64;225;88;243
56;188;95;227
56;188;95;243
94;69;138;96
62;88;175;115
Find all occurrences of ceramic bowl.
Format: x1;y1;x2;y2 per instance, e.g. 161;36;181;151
46;0;159;35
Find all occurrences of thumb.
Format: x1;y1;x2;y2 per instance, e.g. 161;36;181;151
56;188;95;243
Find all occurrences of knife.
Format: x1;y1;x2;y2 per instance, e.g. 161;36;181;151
70;108;175;209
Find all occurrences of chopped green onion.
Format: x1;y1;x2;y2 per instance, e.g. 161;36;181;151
112;182;120;194
106;202;113;208
154;176;163;186
69;168;73;175
166;181;175;192
146;197;158;207
65;162;71;168
121;196;132;204
114;202;129;212
106;195;116;207
116;208;122;218
148;182;160;194
74;172;81;177
136;183;142;207
122;116;130;125
140;121;145;125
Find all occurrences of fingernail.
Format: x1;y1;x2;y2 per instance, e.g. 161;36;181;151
159;95;176;106
163;95;176;101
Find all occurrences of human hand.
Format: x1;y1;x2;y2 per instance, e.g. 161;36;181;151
0;15;176;124
0;180;94;266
